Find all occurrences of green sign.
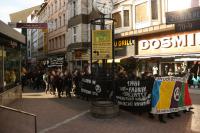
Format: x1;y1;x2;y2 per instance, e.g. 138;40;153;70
92;30;113;60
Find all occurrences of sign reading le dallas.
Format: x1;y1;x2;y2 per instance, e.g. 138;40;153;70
139;32;200;55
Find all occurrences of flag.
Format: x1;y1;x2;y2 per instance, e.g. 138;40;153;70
151;79;192;114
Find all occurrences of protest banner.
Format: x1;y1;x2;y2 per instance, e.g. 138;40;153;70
115;78;152;108
151;77;192;114
80;75;109;98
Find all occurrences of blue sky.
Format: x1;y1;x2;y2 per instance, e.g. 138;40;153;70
0;0;43;24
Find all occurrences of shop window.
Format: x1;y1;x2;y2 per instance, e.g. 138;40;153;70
135;2;149;23
123;10;129;27
151;0;158;20
112;12;122;28
4;44;20;89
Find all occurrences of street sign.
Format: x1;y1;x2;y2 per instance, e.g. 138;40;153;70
166;7;200;24
175;21;200;32
8;22;48;29
92;30;113;60
16;23;48;29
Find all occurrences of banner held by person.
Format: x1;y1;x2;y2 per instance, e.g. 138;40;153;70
151;77;192;114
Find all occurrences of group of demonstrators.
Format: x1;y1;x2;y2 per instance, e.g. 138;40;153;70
23;66;85;98
21;62;198;124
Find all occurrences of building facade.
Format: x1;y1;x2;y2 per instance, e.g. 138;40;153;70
113;0;200;76
37;2;48;63
46;0;68;68
27;10;40;66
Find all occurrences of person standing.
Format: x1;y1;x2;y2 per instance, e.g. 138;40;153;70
64;70;72;98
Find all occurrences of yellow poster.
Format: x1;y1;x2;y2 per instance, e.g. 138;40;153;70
92;30;112;60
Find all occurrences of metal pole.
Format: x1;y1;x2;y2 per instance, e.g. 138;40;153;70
35;115;37;133
90;20;93;100
112;20;116;103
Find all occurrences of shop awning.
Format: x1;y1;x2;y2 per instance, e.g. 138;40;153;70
0;20;25;44
174;53;200;61
107;56;133;63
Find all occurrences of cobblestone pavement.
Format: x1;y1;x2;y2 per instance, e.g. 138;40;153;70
5;88;200;133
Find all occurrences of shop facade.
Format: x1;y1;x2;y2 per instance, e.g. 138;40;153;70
0;20;25;105
136;30;200;76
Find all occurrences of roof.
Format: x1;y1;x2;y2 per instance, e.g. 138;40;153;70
9;5;41;22
0;20;25;44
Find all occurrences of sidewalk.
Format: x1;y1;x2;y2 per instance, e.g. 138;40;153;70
5;87;200;133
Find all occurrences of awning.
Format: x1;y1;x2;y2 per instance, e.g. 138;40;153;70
107;56;133;63
136;53;200;59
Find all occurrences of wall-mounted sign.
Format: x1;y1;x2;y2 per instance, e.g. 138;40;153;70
166;7;200;24
16;23;48;29
175;21;200;32
114;37;135;47
92;30;113;60
48;56;64;66
138;32;200;56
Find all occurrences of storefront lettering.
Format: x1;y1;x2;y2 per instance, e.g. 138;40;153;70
140;32;200;50
114;38;135;47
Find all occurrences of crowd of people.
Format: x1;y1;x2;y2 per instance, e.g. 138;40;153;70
20;62;197;124
22;66;88;99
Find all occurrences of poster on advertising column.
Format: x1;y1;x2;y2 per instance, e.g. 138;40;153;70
92;30;113;60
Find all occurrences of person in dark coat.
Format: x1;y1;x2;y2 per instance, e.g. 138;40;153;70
64;70;72;98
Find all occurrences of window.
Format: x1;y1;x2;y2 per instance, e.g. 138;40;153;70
55;37;58;49
63;14;65;25
59;16;62;27
123;10;129;27
55;19;57;29
135;2;149;23
151;0;158;20
167;0;191;12
4;44;20;89
112;12;122;28
63;35;65;47
48;6;50;16
73;1;77;17
28;51;31;57
55;0;57;12
59;36;62;48
51;4;53;14
63;0;66;6
59;0;61;9
73;27;77;43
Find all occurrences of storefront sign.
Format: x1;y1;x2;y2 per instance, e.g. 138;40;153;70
166;7;200;24
114;37;135;47
16;23;48;29
92;30;113;60
175;21;200;32
138;32;200;55
48;56;64;66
